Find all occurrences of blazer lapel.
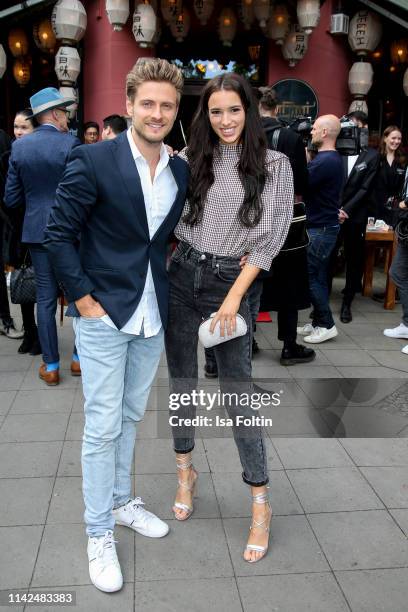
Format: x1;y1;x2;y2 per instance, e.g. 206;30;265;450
111;133;149;237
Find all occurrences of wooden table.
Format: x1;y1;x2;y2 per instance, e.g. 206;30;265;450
362;228;397;309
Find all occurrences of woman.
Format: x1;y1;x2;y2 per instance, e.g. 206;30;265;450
371;126;405;227
0;110;40;354
165;74;293;563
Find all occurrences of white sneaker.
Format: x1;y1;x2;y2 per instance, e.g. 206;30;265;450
304;325;338;344
112;497;169;538
402;345;408;355
297;323;314;336
383;323;408;339
87;530;123;593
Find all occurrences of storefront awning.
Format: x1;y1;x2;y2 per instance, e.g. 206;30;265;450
0;0;54;20
360;0;408;28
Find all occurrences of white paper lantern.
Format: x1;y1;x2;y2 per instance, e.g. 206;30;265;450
160;0;182;24
267;4;289;45
254;0;270;28
403;68;408;97
133;4;157;47
0;45;7;79
348;61;373;97
59;85;78;119
238;0;255;30
8;28;29;58
55;46;81;85
106;0;130;31
193;0;214;26
297;0;320;35
51;0;87;44
349;99;368;115
218;8;237;47
170;8;190;43
282;24;308;67
13;58;30;87
33;19;57;53
348;10;382;57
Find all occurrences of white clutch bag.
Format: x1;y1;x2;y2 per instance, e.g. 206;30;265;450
198;312;248;348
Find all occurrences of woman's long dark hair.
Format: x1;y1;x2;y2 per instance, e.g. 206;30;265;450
183;73;267;228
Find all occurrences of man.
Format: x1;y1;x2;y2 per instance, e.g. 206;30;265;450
83;121;99;144
0;128;24;340
101;114;127;140
257;87;315;365
298;114;343;344
44;59;188;593
337;111;379;323
4;87;81;384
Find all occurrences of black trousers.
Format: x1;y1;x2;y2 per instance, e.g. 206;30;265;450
342;222;366;303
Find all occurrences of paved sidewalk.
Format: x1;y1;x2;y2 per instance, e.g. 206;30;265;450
0;283;408;612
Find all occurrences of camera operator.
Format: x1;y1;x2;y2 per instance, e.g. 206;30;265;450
257;87;315;365
336;111;380;323
298;115;343;344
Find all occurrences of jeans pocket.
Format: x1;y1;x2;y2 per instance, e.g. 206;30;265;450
215;262;241;283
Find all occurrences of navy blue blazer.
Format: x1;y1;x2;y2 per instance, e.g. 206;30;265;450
4;125;80;243
43;132;189;330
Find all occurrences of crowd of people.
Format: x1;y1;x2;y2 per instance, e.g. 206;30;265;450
0;58;408;593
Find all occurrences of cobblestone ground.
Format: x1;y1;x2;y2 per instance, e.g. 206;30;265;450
0;278;407;612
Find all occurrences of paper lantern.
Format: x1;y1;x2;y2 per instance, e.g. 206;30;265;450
13;58;30;87
55;46;81;85
8;28;29;58
349;99;368;115
348;61;373;97
133;4;157;48
390;39;408;65
59;86;78;119
297;0;320;35
282;25;308;67
348;10;382;57
254;0;270;28
160;0;182;24
238;0;255;30
52;0;87;44
267;4;289;45
33;19;57;53
0;45;6;78
403;68;408;96
106;0;130;31
218;8;237;47
170;8;190;43
193;0;214;26
330;12;349;35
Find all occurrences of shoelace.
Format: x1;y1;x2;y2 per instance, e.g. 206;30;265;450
130;497;145;509
93;531;118;567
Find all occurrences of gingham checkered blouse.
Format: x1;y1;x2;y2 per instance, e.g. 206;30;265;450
175;144;294;271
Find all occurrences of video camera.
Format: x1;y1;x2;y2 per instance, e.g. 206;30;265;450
290;115;369;155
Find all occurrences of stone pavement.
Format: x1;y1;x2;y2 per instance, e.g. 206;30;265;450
1;282;408;612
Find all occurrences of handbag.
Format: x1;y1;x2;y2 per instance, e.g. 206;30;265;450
9;254;36;304
198;312;248;348
280;201;310;252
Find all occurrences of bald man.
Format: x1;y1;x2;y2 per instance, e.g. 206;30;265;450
298;115;344;344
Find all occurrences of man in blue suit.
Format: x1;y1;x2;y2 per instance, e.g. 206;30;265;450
44;59;189;593
4;87;81;384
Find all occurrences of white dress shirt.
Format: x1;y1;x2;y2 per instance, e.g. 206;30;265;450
347;155;359;177
102;128;178;337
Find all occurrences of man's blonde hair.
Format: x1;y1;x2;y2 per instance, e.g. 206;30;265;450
126;58;183;103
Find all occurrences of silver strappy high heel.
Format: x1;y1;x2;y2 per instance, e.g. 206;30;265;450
244;488;272;563
173;456;198;521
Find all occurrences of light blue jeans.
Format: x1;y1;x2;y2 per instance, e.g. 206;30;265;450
73;317;164;537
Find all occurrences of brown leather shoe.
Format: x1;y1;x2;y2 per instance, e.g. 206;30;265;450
70;360;81;377
39;364;60;386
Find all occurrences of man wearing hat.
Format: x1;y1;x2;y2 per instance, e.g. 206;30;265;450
4;87;81;385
